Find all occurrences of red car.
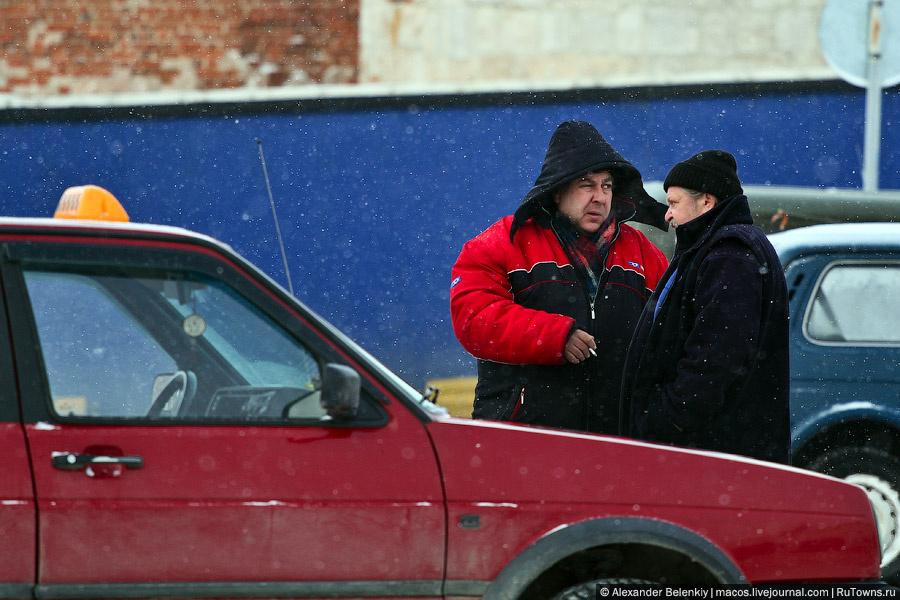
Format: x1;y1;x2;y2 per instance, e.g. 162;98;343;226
0;186;884;598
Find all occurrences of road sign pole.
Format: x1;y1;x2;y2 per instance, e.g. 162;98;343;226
863;0;884;191
820;0;900;192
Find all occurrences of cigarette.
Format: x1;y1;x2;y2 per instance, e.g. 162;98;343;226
589;348;597;357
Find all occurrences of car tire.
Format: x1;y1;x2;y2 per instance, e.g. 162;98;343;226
806;446;900;582
550;579;657;600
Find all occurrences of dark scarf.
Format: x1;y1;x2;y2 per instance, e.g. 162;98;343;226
552;211;617;296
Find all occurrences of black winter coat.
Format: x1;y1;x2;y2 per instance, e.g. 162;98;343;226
619;195;791;464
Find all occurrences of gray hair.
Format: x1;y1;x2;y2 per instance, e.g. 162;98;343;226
681;188;708;201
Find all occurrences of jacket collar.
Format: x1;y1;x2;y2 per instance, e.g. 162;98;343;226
673;194;753;255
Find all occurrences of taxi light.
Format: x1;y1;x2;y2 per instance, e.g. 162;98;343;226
54;185;130;222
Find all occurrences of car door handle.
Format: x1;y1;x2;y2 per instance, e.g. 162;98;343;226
51;452;144;470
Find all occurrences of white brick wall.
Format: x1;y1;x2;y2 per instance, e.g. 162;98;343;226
359;0;837;89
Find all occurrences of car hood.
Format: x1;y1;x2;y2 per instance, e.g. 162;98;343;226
426;418;881;583
427;418;867;514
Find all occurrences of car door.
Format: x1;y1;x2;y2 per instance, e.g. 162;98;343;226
0;276;37;595
787;253;900;417
1;237;445;598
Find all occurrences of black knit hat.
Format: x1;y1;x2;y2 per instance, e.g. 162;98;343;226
663;149;743;200
510;121;668;240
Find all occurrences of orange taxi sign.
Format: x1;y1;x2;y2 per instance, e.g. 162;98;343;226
54;185;130;222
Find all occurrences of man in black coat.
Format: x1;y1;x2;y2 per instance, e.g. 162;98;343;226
619;150;791;464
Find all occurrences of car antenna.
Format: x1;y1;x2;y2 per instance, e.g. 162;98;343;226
256;139;295;296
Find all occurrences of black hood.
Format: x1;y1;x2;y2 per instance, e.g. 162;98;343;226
510;121;668;241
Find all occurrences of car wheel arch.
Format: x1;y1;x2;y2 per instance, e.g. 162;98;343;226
795;429;900;584
793;415;900;467
480;516;746;600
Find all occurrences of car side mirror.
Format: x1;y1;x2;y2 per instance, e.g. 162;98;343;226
320;363;360;420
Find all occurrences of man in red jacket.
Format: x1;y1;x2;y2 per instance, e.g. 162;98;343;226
450;121;669;433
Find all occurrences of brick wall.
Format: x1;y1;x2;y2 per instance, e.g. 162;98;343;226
0;0;839;100
0;0;359;96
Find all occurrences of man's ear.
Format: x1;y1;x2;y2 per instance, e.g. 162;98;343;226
703;193;717;208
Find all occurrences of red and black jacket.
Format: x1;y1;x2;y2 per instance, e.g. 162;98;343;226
451;213;667;433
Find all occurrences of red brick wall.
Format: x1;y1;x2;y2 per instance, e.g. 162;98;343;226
0;0;359;96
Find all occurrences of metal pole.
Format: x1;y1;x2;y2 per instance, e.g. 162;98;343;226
863;0;884;191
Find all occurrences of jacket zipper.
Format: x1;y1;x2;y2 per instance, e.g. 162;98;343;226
509;386;525;420
547;206;625;432
585;224;621;431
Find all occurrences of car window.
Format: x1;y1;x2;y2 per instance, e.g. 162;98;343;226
23;266;327;422
805;261;900;345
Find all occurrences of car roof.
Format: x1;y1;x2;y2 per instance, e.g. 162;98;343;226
0;216;227;247
769;222;900;262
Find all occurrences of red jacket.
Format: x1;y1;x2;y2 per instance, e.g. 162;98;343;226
451;215;667;432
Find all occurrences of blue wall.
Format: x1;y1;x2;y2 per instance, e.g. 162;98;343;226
2;82;898;387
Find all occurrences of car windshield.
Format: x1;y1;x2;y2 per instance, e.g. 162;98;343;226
159;276;319;386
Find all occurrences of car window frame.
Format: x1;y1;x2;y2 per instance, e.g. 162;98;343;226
801;258;900;348
0;239;389;428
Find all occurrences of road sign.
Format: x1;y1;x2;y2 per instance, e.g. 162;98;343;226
820;0;900;190
820;0;900;87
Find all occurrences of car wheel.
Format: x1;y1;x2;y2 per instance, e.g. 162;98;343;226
550;579;656;600
806;446;900;581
